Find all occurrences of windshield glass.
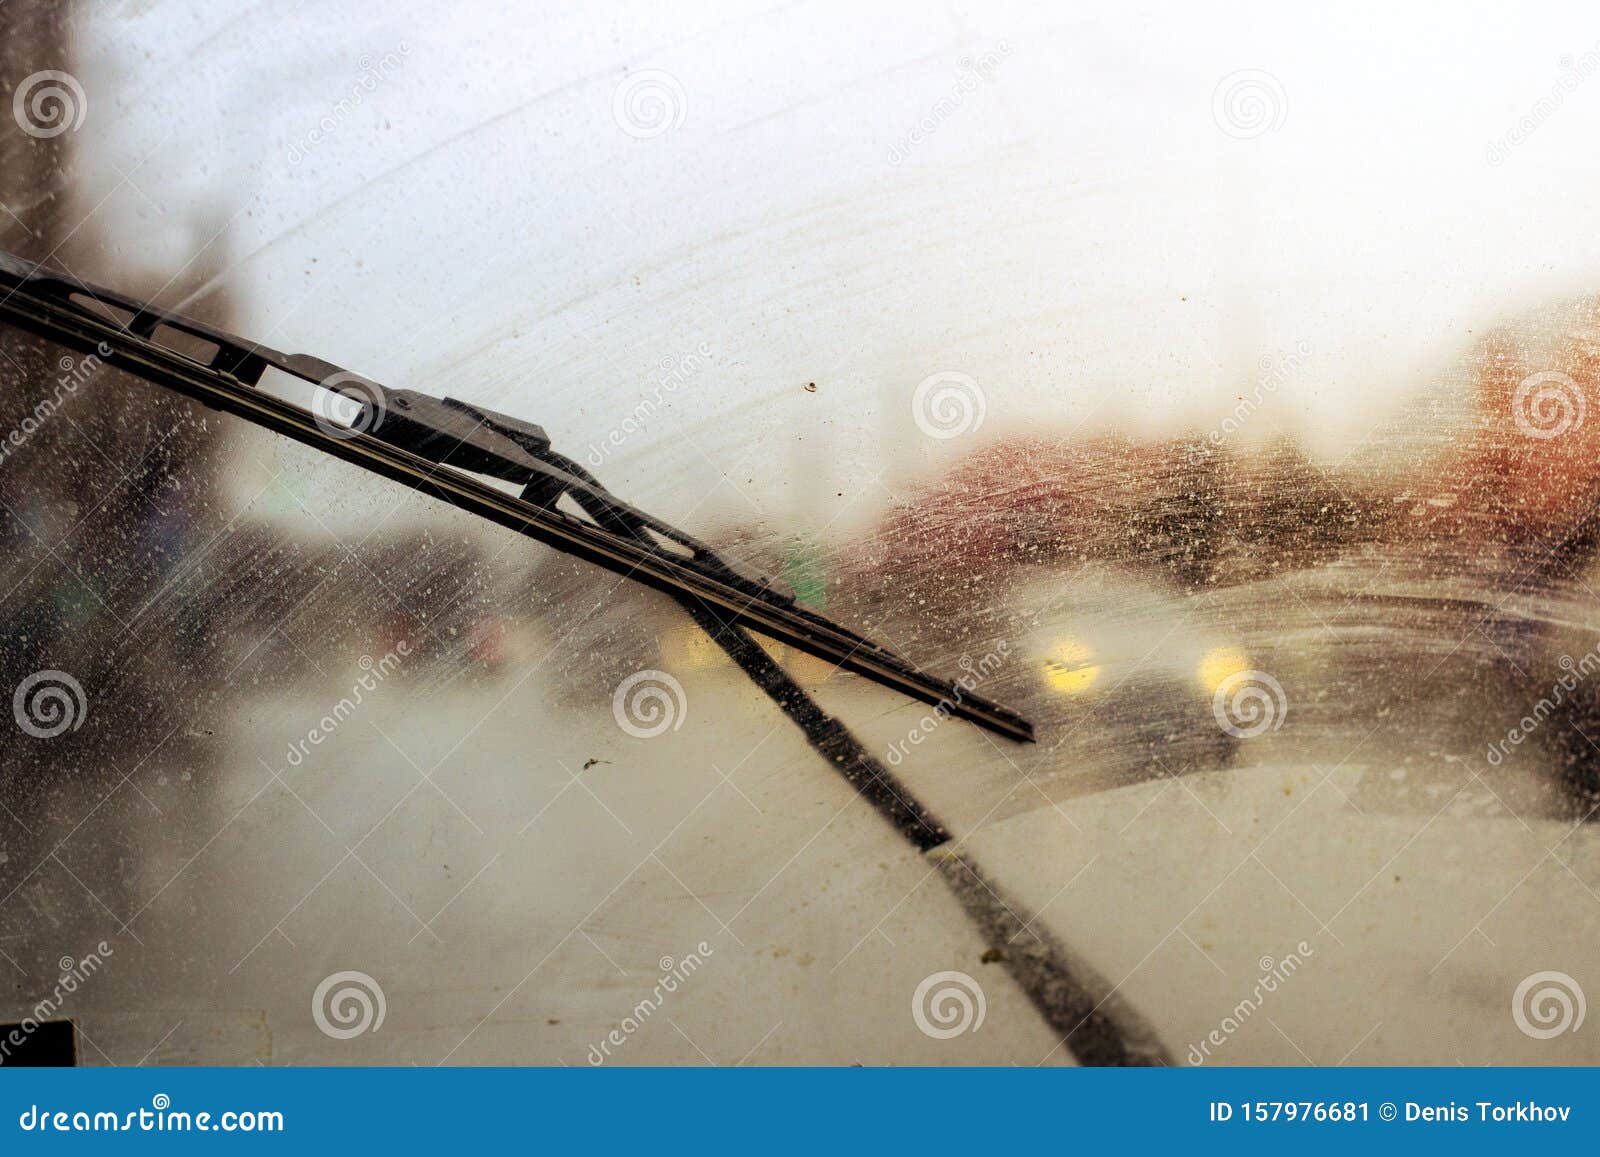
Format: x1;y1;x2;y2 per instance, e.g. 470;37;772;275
2;0;1598;1067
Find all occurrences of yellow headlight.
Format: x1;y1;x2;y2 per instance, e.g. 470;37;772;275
659;625;725;670
1197;645;1251;694
1043;638;1100;695
659;626;791;671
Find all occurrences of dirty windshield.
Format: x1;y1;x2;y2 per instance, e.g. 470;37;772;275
0;1;1597;1072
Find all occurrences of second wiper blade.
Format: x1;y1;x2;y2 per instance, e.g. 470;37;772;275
0;251;1034;743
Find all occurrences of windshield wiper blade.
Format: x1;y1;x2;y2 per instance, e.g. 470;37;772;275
0;251;1034;743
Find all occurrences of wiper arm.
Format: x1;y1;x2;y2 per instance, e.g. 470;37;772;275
0;250;1033;743
350;384;789;599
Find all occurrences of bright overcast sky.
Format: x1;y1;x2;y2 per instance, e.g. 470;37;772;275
64;0;1600;531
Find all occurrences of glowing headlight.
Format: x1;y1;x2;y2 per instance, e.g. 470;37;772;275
656;630;793;675
1043;638;1100;695
659;625;726;670
1197;645;1251;694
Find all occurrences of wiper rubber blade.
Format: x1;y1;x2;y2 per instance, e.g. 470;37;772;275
0;251;1034;743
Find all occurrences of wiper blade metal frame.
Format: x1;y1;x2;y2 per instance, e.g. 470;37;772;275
0;251;1034;743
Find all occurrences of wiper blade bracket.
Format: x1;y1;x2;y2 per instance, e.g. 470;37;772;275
0;251;1034;743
